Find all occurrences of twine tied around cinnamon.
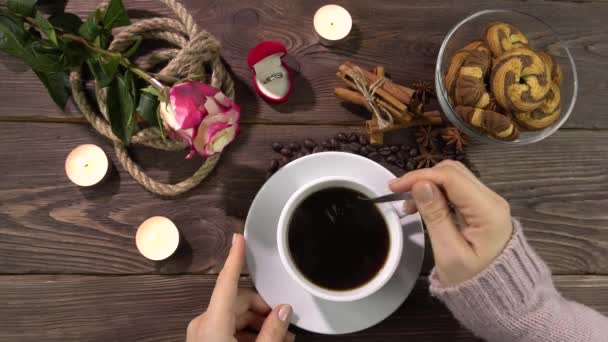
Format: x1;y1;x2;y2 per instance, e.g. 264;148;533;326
69;0;234;196
349;67;394;128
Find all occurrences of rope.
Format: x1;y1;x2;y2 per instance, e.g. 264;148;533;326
69;0;234;196
350;67;394;128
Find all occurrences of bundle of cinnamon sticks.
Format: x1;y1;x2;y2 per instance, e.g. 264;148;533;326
335;61;443;144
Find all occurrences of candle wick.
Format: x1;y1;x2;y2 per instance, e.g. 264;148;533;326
330;22;334;26
84;163;89;168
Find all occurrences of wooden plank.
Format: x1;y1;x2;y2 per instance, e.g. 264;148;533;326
0;0;606;128
1;274;606;342
0;122;606;275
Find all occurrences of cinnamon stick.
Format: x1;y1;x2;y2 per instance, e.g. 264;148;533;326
342;62;415;104
368;111;444;134
374;65;385;78
335;87;368;107
337;69;407;113
367;119;384;145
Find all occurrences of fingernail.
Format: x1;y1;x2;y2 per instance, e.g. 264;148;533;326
286;332;296;342
278;304;292;322
402;199;411;212
232;233;237;245
389;178;398;185
414;182;435;205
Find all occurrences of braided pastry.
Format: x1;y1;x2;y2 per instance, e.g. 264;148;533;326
485;22;529;57
490;48;551;113
515;80;561;130
455;105;519;141
538;51;563;86
454;46;492;108
445;40;485;99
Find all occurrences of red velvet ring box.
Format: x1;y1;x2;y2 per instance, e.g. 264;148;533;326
247;41;294;103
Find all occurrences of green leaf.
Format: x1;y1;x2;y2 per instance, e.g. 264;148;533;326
102;0;130;30
136;91;159;127
7;0;37;17
0;11;30;59
27;39;63;72
34;69;69;108
141;85;160;97
78;11;101;41
61;40;86;68
96;30;111;49
123;35;141;58
34;11;57;46
106;71;137;145
49;13;83;34
86;54;119;87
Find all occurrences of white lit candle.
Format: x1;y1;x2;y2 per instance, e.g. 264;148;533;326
313;4;352;45
65;144;110;187
135;216;180;261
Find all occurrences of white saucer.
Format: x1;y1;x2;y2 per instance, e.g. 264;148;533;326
244;152;425;335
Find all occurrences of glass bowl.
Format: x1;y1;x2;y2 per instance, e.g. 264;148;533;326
435;9;578;145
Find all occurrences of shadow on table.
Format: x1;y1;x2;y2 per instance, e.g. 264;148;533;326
78;161;122;199
271;72;316;114
154;235;194;273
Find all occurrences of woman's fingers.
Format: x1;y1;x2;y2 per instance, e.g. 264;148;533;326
257;305;293;342
235;288;271;316
390;162;487;211
411;181;474;280
208;234;246;316
235;310;266;331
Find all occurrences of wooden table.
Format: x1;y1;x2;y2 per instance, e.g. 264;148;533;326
1;1;607;341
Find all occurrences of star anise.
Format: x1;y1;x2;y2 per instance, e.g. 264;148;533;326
412;80;436;104
441;127;468;152
415;125;440;148
415;145;444;169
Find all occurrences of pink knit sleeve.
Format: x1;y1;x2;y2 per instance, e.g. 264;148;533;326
430;220;608;342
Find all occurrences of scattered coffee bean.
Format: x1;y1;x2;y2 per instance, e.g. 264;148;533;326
304;139;317;149
321;140;331;149
400;144;409;151
336;133;347;142
366;145;377;152
386;155;397;164
351;142;362;151
289;142;301;151
312;146;323;153
272;142;283;152
348;134;358;143
406;159;416;171
396;160;405;168
409;148;419;157
268;159;280;172
358;136;369;146
280;148;292;157
359;146;369;156
368;151;379;159
390;145;399;152
330;138;339;149
379;147;391;156
281;156;290;164
294;152;304;159
397;151;408;160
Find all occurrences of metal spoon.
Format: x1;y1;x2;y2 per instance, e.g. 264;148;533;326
358;192;412;203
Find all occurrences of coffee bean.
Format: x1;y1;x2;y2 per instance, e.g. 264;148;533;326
396;160;406;168
359;146;369;156
280;148;292;157
406;159;416;171
409;148;419;157
348;133;358;142
304;139;317;149
321;140;331;149
336;133;347;142
289;142;301;151
400;144;409;151
312;146;323;153
390;145;399;152
351;142;362;151
358;136;369;146
386;155;397;163
366;145;377;152
379;148;391;156
294;152;304;159
268;159;279;172
272;142;283;152
397;151;408;160
368;151;379;159
330;138;340;149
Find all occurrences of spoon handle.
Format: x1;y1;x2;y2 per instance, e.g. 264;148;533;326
364;192;412;203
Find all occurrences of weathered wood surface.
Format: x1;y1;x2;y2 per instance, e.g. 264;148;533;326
0;122;606;275
1;275;607;342
0;0;607;128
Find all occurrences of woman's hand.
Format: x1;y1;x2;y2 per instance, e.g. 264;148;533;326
186;234;295;342
390;160;513;286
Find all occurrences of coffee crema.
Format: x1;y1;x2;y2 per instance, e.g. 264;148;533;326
287;187;390;291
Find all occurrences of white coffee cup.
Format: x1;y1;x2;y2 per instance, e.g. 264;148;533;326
277;176;403;302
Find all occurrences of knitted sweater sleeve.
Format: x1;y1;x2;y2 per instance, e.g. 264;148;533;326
430;220;608;342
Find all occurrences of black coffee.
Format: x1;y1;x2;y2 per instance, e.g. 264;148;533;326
287;187;390;291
